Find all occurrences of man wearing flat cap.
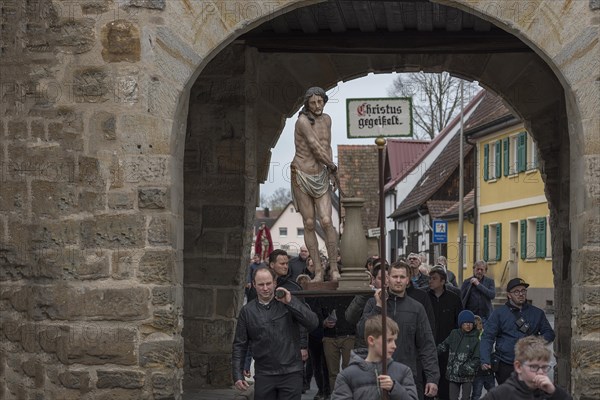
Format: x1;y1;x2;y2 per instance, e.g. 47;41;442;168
480;278;555;385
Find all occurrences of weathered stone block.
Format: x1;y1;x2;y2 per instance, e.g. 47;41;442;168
194;230;224;255
58;370;90;390
202;205;244;228
56;325;137;365
95;111;117;140
183;319;234;353
128;0;166;10
184;257;241;286
93;389;147;400
216;289;239;318
152;286;174;306
101;20;141;63
183;287;213;318
208;354;233;387
51;18;95;54
576;247;600;284
30;220;79;250
148;216;171;245
108;191;135;210
79;190;106;213
0;181;27;212
226;231;244;256
139;250;175;284
82;215;145;249
74;252;110;280
111;250;141;280
81;0;111;14
139;187;168;209
144;308;179;334
13;285;150;321
151;371;177;400
31;182;78;217
30;120;45;140
139;339;183;368
7;120;27;140
48;121;84;151
73;68;109;103
96;369;145;389
572;339;600;369
577;308;600;334
78;156;105;188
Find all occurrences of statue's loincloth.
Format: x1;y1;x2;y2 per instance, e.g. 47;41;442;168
290;164;330;209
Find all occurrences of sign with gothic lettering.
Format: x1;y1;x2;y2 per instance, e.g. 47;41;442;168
346;97;413;138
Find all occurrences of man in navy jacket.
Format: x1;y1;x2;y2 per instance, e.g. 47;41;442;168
460;260;496;320
480;278;555;385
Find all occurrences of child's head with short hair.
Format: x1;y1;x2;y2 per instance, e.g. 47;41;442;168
514;336;553;390
364;316;399;362
296;273;311;288
514;336;551;364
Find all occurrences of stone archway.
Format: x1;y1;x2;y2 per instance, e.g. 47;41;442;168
0;1;597;399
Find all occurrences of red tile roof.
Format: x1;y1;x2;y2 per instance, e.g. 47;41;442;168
464;91;514;132
439;189;475;219
384;89;486;192
426;200;457;219
385;139;430;186
389;130;473;219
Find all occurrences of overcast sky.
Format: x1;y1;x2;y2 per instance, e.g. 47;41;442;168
260;72;398;198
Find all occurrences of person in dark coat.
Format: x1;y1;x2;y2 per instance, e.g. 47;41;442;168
289;245;309;282
482;336;571;400
427;266;463;400
480;278;555;385
232;267;318;399
460;261;495;321
357;261;439;400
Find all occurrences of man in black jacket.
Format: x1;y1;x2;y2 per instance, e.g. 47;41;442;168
232;267;318;400
357;261;439;400
427;266;463;400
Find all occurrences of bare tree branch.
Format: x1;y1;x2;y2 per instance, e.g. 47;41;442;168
388;72;479;139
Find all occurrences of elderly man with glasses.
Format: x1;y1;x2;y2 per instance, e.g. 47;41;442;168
479;278;555;385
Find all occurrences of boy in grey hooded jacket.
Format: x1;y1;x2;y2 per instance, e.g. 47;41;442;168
332;316;418;400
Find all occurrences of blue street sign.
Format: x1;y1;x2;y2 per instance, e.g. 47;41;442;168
432;220;448;243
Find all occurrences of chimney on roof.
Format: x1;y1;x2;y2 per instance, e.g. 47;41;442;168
264;207;269;218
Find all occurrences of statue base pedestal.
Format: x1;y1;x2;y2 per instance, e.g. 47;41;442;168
337;270;372;290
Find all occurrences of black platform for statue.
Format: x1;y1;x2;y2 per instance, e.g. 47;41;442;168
293;281;374;297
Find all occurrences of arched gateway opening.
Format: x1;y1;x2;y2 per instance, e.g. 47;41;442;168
2;1;596;400
181;0;578;395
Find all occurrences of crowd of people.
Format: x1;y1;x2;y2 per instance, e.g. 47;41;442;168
232;248;568;400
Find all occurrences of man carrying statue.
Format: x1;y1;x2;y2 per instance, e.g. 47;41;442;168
292;87;341;282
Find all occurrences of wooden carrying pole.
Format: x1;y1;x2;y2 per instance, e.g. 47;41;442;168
376;137;388;399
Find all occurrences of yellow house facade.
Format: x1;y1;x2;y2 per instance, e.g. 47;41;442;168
474;124;553;309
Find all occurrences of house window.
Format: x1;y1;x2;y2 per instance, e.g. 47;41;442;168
483;141;501;181
521;217;547;259
528;135;538;170
279;227;287;237
297;228;304;237
484;223;502;262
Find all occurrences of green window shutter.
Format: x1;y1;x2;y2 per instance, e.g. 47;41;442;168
495;140;502;179
536;217;547;258
483;144;489;181
483;225;489;261
503;138;510;176
496;223;502;261
520;220;527;259
518;132;527;172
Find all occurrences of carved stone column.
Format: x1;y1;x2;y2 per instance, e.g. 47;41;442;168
338;198;371;290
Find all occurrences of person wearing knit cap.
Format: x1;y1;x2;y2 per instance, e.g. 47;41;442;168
437;310;481;400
